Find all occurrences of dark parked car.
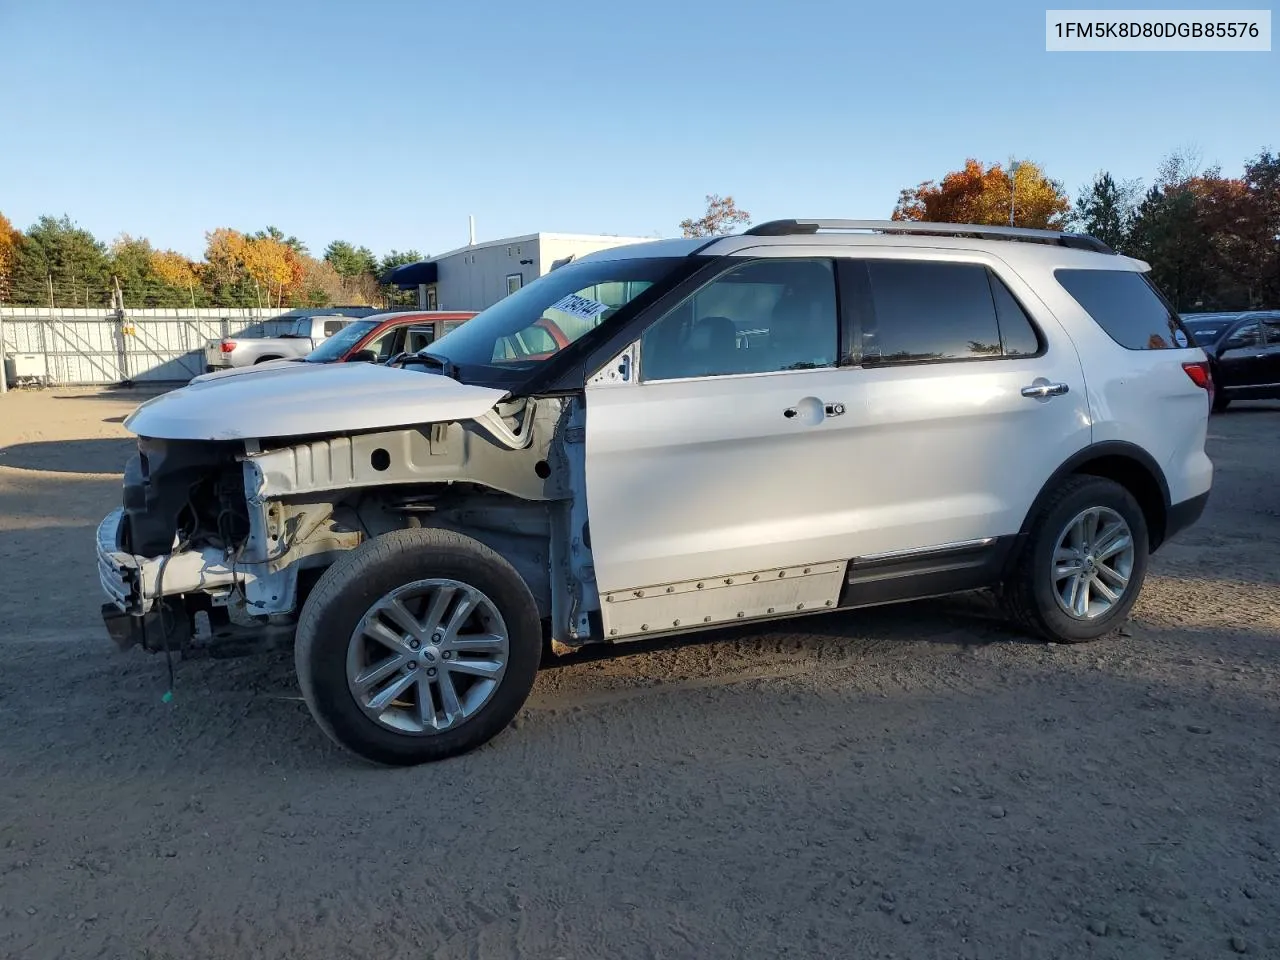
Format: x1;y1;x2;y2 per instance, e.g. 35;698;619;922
1181;311;1280;412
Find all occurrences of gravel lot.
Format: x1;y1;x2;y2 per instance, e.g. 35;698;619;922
1;387;1277;960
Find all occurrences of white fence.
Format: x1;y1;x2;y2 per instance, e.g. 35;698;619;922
0;307;304;385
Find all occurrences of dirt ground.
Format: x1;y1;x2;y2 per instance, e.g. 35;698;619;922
0;387;1277;960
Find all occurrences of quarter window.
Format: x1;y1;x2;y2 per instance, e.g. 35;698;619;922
641;259;838;381
1055;269;1186;350
861;261;1037;364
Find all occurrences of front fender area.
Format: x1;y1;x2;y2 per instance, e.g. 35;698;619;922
245;398;569;502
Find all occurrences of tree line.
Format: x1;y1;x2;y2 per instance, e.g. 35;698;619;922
3;148;1276;313
682;149;1278;313
0;218;424;310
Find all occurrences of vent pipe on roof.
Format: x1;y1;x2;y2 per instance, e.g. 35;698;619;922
468;215;475;246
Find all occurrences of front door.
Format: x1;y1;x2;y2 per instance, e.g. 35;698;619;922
583;258;860;615
1217;320;1267;390
1261;316;1280;391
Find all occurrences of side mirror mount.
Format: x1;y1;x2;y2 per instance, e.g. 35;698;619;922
349;349;378;363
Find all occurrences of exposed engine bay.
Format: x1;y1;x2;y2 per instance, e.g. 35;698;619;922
98;395;598;657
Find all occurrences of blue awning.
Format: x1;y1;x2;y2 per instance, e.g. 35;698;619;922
382;261;438;287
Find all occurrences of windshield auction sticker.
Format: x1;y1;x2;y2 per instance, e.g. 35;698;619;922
550;294;612;322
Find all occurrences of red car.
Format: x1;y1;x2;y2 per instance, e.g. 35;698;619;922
303;310;477;365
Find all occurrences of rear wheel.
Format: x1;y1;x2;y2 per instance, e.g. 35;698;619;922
1212;394;1231;413
254;355;282;364
295;528;541;765
1001;476;1149;643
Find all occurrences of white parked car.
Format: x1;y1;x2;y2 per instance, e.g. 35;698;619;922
97;220;1214;765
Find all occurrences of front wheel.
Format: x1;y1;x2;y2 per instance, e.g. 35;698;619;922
1001;476;1149;643
295;528;542;765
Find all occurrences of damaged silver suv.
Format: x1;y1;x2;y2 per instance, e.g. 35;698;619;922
98;220;1213;764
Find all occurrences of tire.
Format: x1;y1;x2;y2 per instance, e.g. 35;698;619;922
1001;476;1149;643
254;355;282;364
295;528;542;765
1212;394;1231;413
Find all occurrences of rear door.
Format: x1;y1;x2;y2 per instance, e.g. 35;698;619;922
846;255;1092;556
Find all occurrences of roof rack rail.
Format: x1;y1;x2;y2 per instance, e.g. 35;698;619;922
743;219;1115;254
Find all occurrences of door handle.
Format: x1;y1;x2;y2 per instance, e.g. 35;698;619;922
783;400;845;420
1021;380;1069;399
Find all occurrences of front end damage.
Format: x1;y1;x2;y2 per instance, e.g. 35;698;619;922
97;395;599;657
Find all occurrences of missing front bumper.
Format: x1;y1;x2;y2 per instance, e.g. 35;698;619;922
101;600;190;653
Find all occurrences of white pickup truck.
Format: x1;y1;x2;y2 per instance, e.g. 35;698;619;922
204;314;356;371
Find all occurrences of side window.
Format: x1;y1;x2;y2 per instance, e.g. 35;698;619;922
442;320;466;335
1223;322;1262;350
1055;269;1185;350
1261;319;1280;346
323;319;345;337
405;327;436;353
989;274;1042;357
366;329;401;360
640;259;837;382
862;261;1006;363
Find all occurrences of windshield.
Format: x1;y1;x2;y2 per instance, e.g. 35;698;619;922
305;320;378;362
421;258;686;374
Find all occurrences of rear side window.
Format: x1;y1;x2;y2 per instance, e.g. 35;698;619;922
1055;269;1187;350
405;327;436;352
323;319;345;337
861;261;1041;364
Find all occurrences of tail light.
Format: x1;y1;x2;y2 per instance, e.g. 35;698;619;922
1182;360;1213;409
219;341;237;353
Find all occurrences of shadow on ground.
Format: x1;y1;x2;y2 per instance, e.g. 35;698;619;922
50;387;174;403
0;438;134;474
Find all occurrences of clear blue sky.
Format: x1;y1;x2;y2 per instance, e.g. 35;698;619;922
1;0;1275;259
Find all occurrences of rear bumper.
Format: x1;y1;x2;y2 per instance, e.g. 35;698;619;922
1164;490;1209;546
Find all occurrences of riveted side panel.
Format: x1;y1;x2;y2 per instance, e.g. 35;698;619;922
599;562;844;639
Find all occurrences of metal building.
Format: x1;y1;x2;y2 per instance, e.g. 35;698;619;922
384;232;655;312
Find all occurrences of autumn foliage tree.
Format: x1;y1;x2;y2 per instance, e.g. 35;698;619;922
893;159;1070;230
680;194;752;237
200;228;306;307
0;212;21;302
150;249;203;304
